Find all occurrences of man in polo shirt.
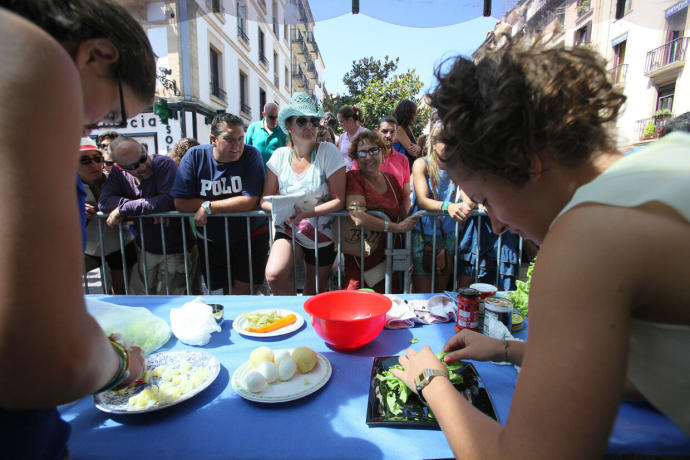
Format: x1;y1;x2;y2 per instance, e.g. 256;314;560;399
172;113;269;294
99;136;200;295
352;115;412;212
244;102;286;170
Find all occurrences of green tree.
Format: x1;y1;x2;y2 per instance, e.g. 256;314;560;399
342;56;399;98
356;70;430;137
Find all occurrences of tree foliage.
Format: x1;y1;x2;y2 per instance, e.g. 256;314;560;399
326;57;430;138
342;56;399;98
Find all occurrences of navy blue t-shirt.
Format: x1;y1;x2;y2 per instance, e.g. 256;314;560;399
171;144;267;244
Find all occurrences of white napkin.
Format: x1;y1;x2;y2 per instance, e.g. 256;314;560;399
384;295;457;329
483;314;524;369
263;192;308;226
169;297;221;346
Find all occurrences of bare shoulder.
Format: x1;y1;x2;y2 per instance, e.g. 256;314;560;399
0;9;82;151
547;202;690;323
411;156;427;175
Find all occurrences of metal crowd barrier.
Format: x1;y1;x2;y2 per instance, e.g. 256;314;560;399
83;209;522;296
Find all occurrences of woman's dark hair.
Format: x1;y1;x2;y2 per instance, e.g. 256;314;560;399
323;112;338;131
348;130;385;161
430;34;626;186
2;0;156;104
337;105;364;123
392;100;418;128
317;125;335;144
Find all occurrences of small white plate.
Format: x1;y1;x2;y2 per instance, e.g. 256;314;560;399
232;309;305;337
231;351;331;403
93;349;220;414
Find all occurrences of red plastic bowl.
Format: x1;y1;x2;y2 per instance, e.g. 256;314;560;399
303;290;392;350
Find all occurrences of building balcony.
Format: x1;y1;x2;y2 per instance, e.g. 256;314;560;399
645;37;688;76
210;83;226;102
576;0;591;18
259;54;269;67
635;113;673;141
237;26;249;44
608;64;628;86
241;103;251;116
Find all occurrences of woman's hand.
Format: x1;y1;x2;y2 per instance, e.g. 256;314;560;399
120;345;146;387
286;204;306;226
408;144;421;158
447;202;472;222
348;207;366;227
391;346;448;394
394;214;421;233
441;329;505;363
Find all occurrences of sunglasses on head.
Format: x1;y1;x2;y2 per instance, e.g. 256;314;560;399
117;151;147;171
79;155;104;165
357;148;380;158
294;117;320;128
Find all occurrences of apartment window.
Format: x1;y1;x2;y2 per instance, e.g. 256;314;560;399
259;88;266;114
656;82;675;113
273;52;279;87
615;0;632;19
611;39;627;84
210;47;225;101
240;72;250;115
237;1;249;43
211;0;221;13
284;66;289;90
259;30;268;66
272;1;279;36
284;24;288;41
574;22;591;47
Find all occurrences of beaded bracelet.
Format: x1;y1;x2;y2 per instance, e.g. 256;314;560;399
94;339;130;394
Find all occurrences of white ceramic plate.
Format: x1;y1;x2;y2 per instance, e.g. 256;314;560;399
231;350;331;403
93;349;220;414
232;309;305;337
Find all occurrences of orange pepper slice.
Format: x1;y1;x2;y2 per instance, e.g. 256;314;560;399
246;314;297;333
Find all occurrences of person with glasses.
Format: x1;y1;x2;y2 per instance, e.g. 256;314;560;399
172;113;269;295
79;138;137;295
99;136;200;295
337;105;368;171
352;115;412;213
0;1;155;456
261;92;346;295
96;130;121;173
344;131;420;293
244;102;287;171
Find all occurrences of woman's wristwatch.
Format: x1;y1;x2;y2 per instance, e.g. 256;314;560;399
414;368;447;405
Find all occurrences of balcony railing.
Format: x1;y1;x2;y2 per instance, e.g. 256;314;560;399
241;103;251;115
608;64;628;85
635;113;673;141
576;0;591;17
259;54;269;67
645;37;688;75
210;83;226;102
237;25;249;44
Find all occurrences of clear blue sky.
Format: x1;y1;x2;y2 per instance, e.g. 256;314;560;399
312;14;498;96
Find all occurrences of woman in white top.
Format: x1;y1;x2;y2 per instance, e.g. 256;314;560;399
261;93;346;295
393;34;690;458
337;105;368;171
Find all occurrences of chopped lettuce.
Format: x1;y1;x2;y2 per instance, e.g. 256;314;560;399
507;258;535;316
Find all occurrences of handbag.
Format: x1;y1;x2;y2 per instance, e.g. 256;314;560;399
420;176;453;275
337;173;399;258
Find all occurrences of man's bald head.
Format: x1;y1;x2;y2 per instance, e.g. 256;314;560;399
263;102;279;131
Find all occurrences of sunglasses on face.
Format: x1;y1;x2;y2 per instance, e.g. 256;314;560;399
294;117;320;128
104;160;115;166
79;155;104;165
357;148;380;158
86;74;127;130
117;151;147;171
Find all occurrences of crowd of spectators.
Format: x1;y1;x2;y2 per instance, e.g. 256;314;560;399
83;94;523;295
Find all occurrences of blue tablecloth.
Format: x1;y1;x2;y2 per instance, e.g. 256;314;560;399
60;294;690;459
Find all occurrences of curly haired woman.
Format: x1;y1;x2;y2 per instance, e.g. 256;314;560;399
393;34;690;458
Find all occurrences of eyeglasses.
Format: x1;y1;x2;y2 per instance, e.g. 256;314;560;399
104;160;115;167
87;74;127;130
295;117;320;128
357;148;380;158
117;151;147;171
79;155;104;165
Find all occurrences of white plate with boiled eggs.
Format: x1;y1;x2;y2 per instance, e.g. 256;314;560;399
231;347;331;403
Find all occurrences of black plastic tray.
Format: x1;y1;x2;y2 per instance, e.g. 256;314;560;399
366;356;497;429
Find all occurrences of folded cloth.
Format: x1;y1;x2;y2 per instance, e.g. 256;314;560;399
384;295;457;329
